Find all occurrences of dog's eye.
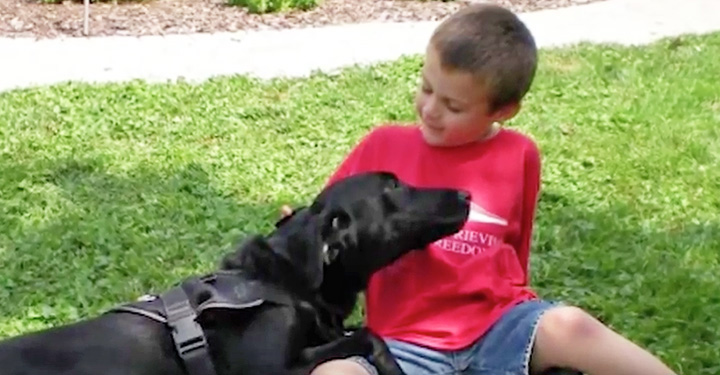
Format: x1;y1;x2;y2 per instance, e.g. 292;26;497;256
383;180;399;193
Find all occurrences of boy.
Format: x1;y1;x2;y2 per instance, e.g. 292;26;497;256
299;4;677;375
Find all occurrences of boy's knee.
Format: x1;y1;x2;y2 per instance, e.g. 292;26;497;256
311;359;374;375
538;305;604;343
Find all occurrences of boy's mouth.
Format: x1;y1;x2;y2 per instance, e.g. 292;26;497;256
421;122;443;133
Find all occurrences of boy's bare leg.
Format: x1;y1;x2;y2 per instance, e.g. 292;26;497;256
532;306;676;375
311;359;373;375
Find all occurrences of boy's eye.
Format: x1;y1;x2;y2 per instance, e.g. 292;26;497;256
446;103;462;113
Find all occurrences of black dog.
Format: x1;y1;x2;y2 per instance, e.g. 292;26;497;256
223;171;472;374
0;171;470;375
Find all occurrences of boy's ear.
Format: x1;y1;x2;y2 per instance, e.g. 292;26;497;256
491;101;521;123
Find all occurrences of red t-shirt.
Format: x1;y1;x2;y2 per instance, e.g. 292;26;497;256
326;124;541;350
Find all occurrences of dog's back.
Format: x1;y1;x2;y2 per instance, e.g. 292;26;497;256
0;313;179;375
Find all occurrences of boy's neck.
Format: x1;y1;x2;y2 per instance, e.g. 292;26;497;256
479;122;501;142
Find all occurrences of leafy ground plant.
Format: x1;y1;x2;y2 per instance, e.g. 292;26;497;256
1;32;718;374
228;0;320;13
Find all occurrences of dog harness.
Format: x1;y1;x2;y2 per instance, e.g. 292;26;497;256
107;270;331;375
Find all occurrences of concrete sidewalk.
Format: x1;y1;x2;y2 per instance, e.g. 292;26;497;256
0;0;718;93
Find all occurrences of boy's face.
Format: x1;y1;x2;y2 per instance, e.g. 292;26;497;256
415;44;517;147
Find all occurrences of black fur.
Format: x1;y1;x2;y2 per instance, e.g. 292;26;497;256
0;172;470;375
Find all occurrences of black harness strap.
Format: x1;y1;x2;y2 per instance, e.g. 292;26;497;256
107;271;345;375
162;285;218;375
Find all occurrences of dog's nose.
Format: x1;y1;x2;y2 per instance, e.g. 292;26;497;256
457;191;471;203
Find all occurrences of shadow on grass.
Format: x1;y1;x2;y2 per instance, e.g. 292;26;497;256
1;158;717;372
531;189;719;374
0;156;288;337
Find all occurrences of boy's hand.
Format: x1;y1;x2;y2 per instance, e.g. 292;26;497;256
280;205;294;218
274;205;295;228
276;204;307;228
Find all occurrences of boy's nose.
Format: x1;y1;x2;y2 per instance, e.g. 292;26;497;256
422;97;441;121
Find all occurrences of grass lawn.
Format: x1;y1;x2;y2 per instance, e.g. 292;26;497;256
1;31;719;373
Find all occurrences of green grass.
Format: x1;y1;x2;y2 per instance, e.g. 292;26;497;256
1;32;719;373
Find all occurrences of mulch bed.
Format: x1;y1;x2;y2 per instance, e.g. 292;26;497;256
0;0;602;39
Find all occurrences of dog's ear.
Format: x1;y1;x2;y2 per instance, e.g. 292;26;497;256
220;235;274;272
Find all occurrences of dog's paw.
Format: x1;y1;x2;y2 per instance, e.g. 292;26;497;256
341;327;373;350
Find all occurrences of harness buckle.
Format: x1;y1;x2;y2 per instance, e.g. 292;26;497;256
171;312;208;359
162;286;210;361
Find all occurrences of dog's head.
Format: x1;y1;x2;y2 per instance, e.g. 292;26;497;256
224;172;408;293
309;172;471;316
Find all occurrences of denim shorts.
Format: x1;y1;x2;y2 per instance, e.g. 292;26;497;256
350;299;560;375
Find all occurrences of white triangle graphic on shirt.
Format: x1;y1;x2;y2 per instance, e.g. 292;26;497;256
467;202;508;226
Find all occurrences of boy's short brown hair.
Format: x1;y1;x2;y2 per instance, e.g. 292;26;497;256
430;4;537;112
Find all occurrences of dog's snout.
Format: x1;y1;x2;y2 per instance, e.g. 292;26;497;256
457;191;471;203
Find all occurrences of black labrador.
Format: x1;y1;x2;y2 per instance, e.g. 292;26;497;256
0;171;470;375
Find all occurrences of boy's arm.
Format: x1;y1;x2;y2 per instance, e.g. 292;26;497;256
513;142;541;285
